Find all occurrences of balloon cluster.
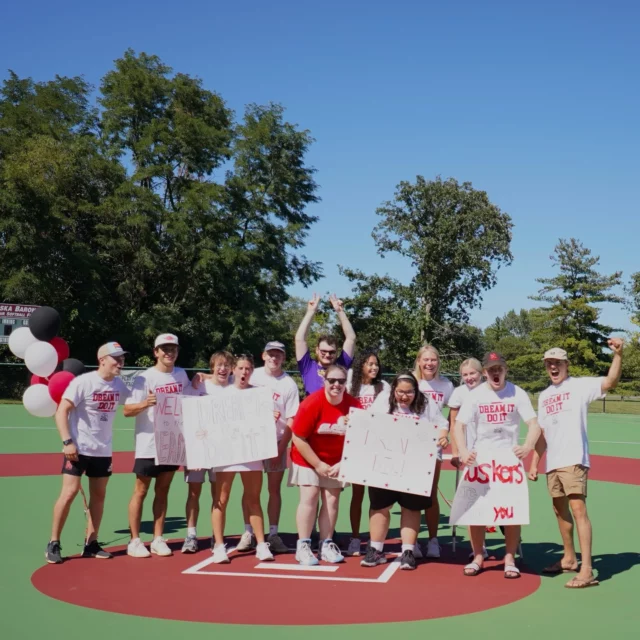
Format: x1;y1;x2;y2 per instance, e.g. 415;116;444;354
8;307;85;418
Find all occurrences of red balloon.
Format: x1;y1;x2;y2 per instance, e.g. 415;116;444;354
30;375;49;386
49;337;70;363
47;371;75;404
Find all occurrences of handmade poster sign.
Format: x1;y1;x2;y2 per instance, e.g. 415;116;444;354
181;387;277;469
153;393;186;466
338;408;439;496
449;448;530;525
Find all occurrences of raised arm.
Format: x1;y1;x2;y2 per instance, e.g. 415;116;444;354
329;294;356;358
602;337;624;393
295;294;321;361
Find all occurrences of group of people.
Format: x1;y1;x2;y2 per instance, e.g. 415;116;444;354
44;295;624;588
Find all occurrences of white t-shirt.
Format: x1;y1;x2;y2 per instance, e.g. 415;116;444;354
448;383;475;448
126;366;191;459
419;377;455;412
538;376;604;472
250;367;300;439
63;371;130;457
346;369;390;410
458;381;536;450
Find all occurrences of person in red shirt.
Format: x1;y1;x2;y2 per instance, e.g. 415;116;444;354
290;364;360;566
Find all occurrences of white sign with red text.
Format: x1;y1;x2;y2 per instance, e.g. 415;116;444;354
338;408;439;496
153;393;186;465
449;448;530;525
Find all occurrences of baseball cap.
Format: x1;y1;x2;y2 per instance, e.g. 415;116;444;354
154;333;179;348
543;347;568;361
482;352;507;368
264;340;286;353
97;342;128;359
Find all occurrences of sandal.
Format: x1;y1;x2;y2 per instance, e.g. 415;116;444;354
504;565;521;579
543;561;578;574
463;561;482;576
565;575;600;589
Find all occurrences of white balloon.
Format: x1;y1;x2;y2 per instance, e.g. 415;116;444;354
8;326;39;359
23;384;58;418
24;341;59;377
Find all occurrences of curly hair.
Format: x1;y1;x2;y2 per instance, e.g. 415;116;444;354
348;349;384;399
388;371;427;416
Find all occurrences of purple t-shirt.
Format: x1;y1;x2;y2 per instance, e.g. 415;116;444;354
297;350;354;395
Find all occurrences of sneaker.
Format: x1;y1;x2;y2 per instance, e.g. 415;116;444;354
150;536;172;557
212;543;230;564
82;540;112;559
267;533;289;554
256;542;274;561
45;540;63;564
295;540;319;566
468;546;489;561
347;537;362;556
361;545;387;567
181;535;199;554
320;540;345;564
413;543;424;559
426;537;441;558
127;538;151;558
400;550;417;570
236;531;257;552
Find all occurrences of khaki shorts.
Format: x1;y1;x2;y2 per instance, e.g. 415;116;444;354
547;465;588;498
287;463;346;489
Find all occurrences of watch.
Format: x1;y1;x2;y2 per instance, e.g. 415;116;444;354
62;439;74;446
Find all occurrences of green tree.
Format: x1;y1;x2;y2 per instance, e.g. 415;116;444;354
625;272;640;327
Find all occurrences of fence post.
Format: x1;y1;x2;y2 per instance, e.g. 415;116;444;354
603;396;606;413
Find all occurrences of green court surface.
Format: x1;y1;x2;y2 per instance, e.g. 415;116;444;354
1;406;640;638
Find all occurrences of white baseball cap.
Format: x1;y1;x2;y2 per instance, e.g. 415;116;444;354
97;342;128;359
543;347;568;361
155;333;179;348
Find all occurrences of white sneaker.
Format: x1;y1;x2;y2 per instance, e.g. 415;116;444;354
212;543;230;564
413;543;424;559
256;542;274;561
236;531;256;552
150;536;172;557
347;538;362;556
320;540;345;564
127;538;151;558
426;537;441;558
295;540;319;566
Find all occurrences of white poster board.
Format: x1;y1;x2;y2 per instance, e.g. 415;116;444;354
449;448;530;525
338;408;439;496
181;387;277;469
153;393;186;465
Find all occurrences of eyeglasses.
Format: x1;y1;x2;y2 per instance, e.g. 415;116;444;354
395;390;416;397
319;350;337;356
326;378;347;386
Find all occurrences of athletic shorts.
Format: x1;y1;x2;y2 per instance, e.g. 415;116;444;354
133;458;179;478
546;465;588;498
62;454;112;478
368;486;432;512
264;444;288;473
184;469;216;483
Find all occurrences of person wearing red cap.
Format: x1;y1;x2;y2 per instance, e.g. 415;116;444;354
529;339;623;588
45;342;130;564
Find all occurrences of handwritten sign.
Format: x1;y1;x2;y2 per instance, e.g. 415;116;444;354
153;393;186;465
181;387;277;469
449;448;529;525
338;408;439;496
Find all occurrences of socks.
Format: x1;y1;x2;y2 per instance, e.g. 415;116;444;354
402;544;415;553
297;538;311;548
187;527;197;537
269;525;278;536
244;524;254;534
371;541;384;552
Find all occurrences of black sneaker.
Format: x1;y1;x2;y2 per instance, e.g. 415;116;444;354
45;540;63;564
400;550;416;571
360;545;387;567
82;540;113;559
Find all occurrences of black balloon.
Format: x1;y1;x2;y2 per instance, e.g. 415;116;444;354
28;306;61;341
62;358;85;376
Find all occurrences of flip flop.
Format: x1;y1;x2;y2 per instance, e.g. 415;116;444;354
543;561;578;574
463;561;482;576
565;576;600;589
504;565;521;579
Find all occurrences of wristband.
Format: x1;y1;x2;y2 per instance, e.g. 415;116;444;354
62;439;74;446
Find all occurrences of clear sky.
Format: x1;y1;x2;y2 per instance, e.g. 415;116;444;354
2;0;638;332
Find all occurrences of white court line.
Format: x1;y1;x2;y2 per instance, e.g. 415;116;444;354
256;562;338;572
0;426;134;431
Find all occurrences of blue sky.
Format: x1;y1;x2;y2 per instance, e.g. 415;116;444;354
2;0;638;332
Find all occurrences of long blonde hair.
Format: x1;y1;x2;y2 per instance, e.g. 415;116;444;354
458;358;483;386
413;344;441;381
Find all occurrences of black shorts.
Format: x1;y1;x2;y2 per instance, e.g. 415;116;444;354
133;458;179;478
62;455;112;478
368;486;432;512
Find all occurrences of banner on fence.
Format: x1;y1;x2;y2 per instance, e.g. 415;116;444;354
181;387;277;469
153;393;186;465
338;408;439;496
449;448;530;525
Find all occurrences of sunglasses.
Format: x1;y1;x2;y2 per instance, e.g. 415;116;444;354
326;378;347;386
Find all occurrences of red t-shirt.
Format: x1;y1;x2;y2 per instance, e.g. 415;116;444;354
291;390;360;468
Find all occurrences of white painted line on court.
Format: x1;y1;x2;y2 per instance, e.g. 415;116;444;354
0;426;135;431
188;571;390;583
182;546;238;574
256;562;338;572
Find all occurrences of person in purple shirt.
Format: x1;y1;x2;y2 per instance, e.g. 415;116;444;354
295;294;356;395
